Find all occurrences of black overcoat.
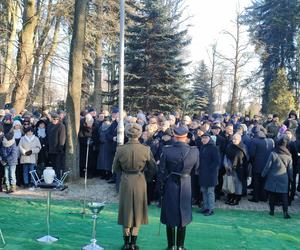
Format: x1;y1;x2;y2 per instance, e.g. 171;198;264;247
249;132;274;174
159;141;199;227
198;140;221;187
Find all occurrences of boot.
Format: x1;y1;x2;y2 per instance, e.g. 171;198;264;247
166;226;176;250
130;235;139;250
283;211;291;219
176;227;186;250
122;236;130;250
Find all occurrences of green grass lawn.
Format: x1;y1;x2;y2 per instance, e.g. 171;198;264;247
0;197;299;250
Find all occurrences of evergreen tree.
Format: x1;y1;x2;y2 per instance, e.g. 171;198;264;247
243;0;300;113
124;0;190;112
268;68;295;120
192;60;210;113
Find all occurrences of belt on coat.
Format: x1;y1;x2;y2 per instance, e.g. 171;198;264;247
122;169;144;175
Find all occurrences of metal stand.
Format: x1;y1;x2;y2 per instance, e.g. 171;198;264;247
0;229;5;245
37;191;58;243
69;138;91;217
82;202;105;250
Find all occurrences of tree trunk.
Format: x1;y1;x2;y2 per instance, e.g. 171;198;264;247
11;0;38;113
65;0;88;181
31;17;61;104
93;38;103;113
0;0;19;105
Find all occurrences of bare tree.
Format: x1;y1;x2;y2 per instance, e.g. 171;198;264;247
0;0;20;104
12;0;38;113
65;0;88;181
216;10;253;114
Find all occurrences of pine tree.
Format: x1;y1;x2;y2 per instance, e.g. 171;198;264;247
243;0;300;113
192;60;210;113
268;68;296;119
124;0;190;113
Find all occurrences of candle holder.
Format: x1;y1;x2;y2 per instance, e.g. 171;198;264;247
82;202;105;250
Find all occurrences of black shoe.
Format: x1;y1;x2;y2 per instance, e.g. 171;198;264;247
177;247;186;250
229;200;239;206
248;198;258;203
297;185;300;192
283;212;291;219
107;179;116;184
130;235;139;250
199;209;209;214
269;211;274;216
204;210;214;216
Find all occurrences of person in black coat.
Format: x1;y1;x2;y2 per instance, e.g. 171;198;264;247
248;131;274;202
224;134;249;205
262;135;293;219
47;112;66;178
159;126;199;250
198;133;221;215
78;114;98;178
211;124;226;199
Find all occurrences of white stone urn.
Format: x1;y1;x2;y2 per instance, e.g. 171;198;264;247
43;167;56;184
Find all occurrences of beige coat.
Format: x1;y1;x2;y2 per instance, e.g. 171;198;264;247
19;135;41;164
112;139;157;227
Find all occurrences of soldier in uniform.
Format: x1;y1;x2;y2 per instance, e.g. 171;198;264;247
159;126;199;250
112;123;157;250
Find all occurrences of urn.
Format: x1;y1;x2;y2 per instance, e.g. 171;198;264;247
43;167;56;184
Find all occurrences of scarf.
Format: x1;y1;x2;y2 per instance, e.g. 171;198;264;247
37;128;46;138
25;135;35;143
14;129;22;139
2;138;16;148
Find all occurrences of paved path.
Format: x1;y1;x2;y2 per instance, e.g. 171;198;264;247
1;177;300;213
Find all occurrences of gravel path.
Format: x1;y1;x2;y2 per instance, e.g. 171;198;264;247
1;177;300;213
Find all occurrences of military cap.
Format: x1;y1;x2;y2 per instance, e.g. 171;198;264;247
173;126;189;137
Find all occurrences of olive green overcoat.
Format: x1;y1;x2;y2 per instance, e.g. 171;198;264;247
112;139;157;227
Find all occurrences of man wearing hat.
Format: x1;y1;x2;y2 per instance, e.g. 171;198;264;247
47;112;66;177
159;126;199;250
112;123;157;250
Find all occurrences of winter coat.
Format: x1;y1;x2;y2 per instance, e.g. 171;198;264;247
106;120;118;153
198;140;221;187
97;123;114;171
262;151;293;193
249;131;274;174
47;122;66;154
225;142;249;181
159;141;199;227
112;139;157;227
19;135;41;164
0;138;18;166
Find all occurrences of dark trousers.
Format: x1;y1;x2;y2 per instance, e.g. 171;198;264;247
269;192;288;212
252;173;267;201
215;166;226;197
48;153;65;178
289;171;297;200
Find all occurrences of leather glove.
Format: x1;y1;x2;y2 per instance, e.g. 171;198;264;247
25;150;32;156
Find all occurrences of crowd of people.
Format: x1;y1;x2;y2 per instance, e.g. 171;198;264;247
0;103;299;249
